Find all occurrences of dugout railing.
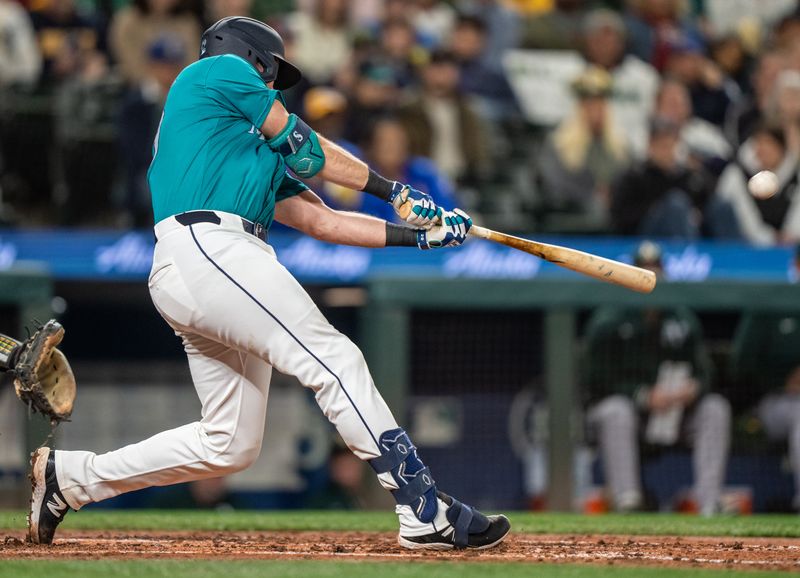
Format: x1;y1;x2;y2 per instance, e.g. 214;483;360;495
362;277;800;512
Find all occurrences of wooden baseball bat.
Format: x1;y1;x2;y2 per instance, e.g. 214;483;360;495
397;199;656;293
468;225;656;294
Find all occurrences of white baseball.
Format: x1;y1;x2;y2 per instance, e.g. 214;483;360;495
748;170;779;199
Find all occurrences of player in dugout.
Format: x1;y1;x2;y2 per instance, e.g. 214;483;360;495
27;17;510;550
731;279;800;512
582;241;732;515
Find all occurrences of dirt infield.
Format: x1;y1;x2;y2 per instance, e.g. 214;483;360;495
1;530;799;571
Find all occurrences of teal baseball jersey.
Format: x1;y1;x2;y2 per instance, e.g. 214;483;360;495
148;54;307;228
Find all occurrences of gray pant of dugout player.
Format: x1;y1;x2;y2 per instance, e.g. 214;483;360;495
588;394;731;513
758;393;800;507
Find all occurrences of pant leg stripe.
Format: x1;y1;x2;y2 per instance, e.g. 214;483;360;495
188;226;380;450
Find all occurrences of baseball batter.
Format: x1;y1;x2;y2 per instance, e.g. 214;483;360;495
28;17;510;550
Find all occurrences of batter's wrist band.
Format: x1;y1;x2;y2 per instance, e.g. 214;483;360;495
385;222;418;247
364;170;397;201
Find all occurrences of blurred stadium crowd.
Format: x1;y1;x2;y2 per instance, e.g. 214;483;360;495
2;0;800;240
4;0;800;516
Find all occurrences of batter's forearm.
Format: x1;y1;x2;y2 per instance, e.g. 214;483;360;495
317;137;371;192
310;209;388;248
317;137;398;201
276;190;419;248
275;190;387;247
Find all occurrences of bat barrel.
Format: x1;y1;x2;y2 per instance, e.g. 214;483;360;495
469;227;656;294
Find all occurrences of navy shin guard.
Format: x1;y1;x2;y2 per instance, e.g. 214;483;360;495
370;429;438;523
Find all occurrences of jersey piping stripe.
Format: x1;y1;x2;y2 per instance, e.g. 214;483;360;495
188;225;381;450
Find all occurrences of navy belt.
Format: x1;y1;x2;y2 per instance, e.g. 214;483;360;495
169;211;268;243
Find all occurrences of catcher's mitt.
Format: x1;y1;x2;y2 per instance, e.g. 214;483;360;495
10;320;76;423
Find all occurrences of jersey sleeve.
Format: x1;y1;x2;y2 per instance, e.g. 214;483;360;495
204;55;278;128
275;173;310;203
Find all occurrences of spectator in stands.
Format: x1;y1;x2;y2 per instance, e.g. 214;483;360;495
410;0;456;49
581;8;659;157
309;116;457;222
584;241;731;514
654;78;732;176
364;117;458;218
117;36;186;227
732;309;800;511
663;33;739;127
305;86;350;145
377;17;423;88
287;0;352;86
709;34;752;96
725;49;786;148
537;67;629;226
299;86;365;216
449;14;518;122
398;50;490;187
623;0;704;71
702;0;797;40
343;58;401;148
520;0;586;50
716;124;800;246
204;0;253;28
49;17;122;225
773;9;800;50
109;0;200;85
459;0;521;75
611;117;739;239
0;0;42;87
29;0;102;86
770;70;800;155
382;0;410;26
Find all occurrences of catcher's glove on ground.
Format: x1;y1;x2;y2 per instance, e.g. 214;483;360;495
2;320;76;423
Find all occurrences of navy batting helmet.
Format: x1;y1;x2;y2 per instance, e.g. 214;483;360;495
200;17;302;90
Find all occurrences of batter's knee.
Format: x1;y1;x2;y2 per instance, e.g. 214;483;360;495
327;336;370;383
697;394;731;428
201;428;263;473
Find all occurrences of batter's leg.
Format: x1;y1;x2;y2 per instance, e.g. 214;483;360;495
164;227;398;462
588;395;643;511
56;335;272;509
169;225;508;548
687;394;731;515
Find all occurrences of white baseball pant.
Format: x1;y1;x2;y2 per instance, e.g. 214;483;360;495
757;393;800;505
56;212;399;509
588;393;730;513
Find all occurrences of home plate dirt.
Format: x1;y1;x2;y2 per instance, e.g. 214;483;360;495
2;531;799;571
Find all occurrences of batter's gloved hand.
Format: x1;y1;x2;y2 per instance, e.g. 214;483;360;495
417;209;472;250
389;182;442;229
2;320;76;424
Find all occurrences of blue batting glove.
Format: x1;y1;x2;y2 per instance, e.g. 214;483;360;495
389;183;442;229
417;209;472;250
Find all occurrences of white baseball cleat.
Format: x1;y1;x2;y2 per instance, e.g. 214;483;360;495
28;447;70;544
398;491;511;550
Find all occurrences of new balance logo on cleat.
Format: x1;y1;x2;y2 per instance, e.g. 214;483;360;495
28;447;69;545
47;494;68;518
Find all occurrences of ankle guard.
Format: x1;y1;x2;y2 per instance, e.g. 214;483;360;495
370;429;438;523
